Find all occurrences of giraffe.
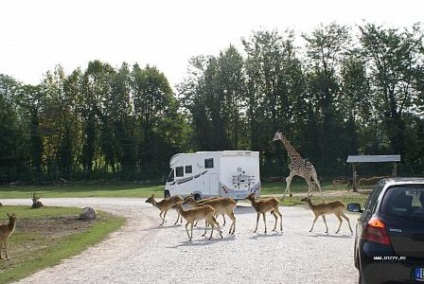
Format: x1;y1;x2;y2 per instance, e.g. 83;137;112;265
273;131;322;198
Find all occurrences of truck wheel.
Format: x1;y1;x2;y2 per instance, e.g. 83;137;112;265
164;191;170;199
194;194;201;201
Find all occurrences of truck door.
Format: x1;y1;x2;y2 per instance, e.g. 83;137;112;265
164;169;175;197
209;173;219;196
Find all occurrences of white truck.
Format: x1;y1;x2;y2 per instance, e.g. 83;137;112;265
164;150;261;200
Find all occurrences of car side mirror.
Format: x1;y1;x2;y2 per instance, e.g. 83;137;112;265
347;202;363;213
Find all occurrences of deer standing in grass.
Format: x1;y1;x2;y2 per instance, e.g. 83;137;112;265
183;196;237;235
32;192;43;208
145;194;183;225
0;213;17;260
245;193;283;233
300;197;353;234
173;203;223;241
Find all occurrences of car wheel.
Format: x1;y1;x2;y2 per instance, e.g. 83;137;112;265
164;191;170;199
354;248;359;269
194;194;201;201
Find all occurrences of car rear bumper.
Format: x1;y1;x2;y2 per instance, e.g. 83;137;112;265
361;260;424;283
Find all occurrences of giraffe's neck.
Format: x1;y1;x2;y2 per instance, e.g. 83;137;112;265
279;136;303;162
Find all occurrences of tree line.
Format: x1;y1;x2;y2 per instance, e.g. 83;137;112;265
1;22;424;184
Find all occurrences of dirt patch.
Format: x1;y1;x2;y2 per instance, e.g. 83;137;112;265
320;189;372;196
16;216;95;238
284;189;372;197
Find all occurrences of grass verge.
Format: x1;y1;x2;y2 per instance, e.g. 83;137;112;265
0;206;125;283
0;180;368;200
0;180;370;210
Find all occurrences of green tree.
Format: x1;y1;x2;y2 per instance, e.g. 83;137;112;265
17;84;45;182
132;64;182;179
340;54;371;156
242;29;306;177
217;45;248;149
302;23;351;175
0;75;25;182
359;23;424;156
178;55;214;151
108;63;137;178
60;69;84;179
79;60;114;178
41;65;73;179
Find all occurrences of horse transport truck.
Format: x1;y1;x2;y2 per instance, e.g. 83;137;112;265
164;150;261;200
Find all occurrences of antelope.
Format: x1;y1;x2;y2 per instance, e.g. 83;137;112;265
0;213;17;260
32;192;43;208
145;194;183;225
173;203;223;241
183;196;237;235
245;193;283;233
184;195;227;225
300;196;353;234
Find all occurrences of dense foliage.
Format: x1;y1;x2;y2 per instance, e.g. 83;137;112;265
1;23;424;183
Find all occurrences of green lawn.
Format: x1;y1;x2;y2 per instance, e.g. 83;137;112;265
0;180;349;198
0;180;369;207
0;183;163;199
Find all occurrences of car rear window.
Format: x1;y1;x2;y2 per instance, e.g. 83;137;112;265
381;185;424;218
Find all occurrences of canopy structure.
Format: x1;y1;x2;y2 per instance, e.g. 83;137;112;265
346;155;401;191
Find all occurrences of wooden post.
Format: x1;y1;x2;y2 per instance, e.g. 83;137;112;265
393;162;398;177
352;163;358;192
352;164;357;192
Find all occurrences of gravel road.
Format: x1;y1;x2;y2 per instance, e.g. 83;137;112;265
5;198;359;284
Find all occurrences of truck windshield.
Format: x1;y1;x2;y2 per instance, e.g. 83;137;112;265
166;169;174;182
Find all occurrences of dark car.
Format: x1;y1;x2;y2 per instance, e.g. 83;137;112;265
348;177;424;284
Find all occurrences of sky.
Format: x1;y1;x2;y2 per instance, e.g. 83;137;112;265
1;0;423;89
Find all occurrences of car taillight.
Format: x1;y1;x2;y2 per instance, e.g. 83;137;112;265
363;217;391;245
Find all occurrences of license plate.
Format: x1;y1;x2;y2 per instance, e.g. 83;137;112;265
414;267;424;282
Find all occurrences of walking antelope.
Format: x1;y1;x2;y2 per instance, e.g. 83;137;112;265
301;196;353;234
245;193;283;233
145;194;183;225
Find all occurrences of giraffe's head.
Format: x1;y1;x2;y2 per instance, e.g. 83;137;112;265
273;131;283;142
